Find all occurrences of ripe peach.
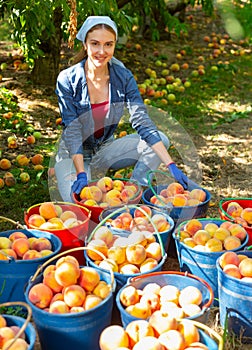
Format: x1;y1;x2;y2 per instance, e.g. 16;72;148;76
56;255;80;269
182;303;202;317
28;283;53;309
177;319;200;346
93;226;113;246
187;198;201;206
107;246;126;265
125;320;154;348
159;285;180;305
0;315;7;327
237;254;248;263
0;327;15;347
99;258;118;273
60;210;77;222
30;154;44;166
113;179;125;191
9;231;28;241
126;302;152;319
189;188;206;202
145;242;162;261
54;261;80;287
150;195;166;206
31;237;52;251
99;325;129;350
126;244;146;265
128;232;147;246
49;300;70;314
223;236;241;250
140;258;158;273
183;238;197;248
228;223;247;241
12;238;30;258
193;230;211;245
78;266;100;292
151;214;170;232
2;338;29;350
39;202;58;220
47;217;64;229
213;227;230;241
120;188;136;203
0;158;11;170
220;221;233;230
43;269;63;293
130;217;149;232
27;135;36;144
120;263;140;275
105;189;122;206
9;325;25;339
27;214;46;228
132;336;163;350
172;194;188;207
4;173;16;187
219;251;240;269
167;182;184;197
83;294;102;310
0;237;12;249
142;283;161;295
23;249;42;260
119;212;133;230
70;306;85;313
16;154;30;166
159;329;186;350
226;202;243;218
184;219;203;236
239;258;252;278
205;238;223;252
223;264;242;279
140;292;160;312
86;239;108;261
93;281;111;299
241;208;252;225
50;293;64;304
149;310;178;336
134;206;152;218
179;286;202;306
63;284;86;307
97;177;113;193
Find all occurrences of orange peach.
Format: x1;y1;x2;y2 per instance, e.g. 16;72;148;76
28;283;53;309
63;284;86;307
187;198;201;206
60;210;77;222
0;158;12;170
97;177;114;193
125;320;154;348
228;223;247;241
93;281;111;299
48;217;64;229
12;238;30;258
189;188;206;202
31;237;52;251
226;202;243;218
9;231;28;241
9;325;25;339
2;338;29;350
107;245;126;265
148;310;178;335
105;189;122;206
126;302;152;320
56;255;80;269
237;254;249;263
0;237;12;249
140;258;158;273
50;293;64;304
193;230;211;245
177;319;200;346
119;212;133;230
43;269;63;293
84;294;102;310
54;261;80;287
120;188;136;203
70;306;85;313
223;236;241;250
145;242;162;261
78;266;100;292
0;315;6;327
150;195;166;206
27;214;46;228
126;244;146;265
31;154;44;165
220;221;233;230
99;258;119;273
172;194;188;207
16;154;30;166
86;239;108;261
49;300;70;314
140;292;160;312
39;202;58;220
183;238;197;249
93;226;113;246
120;263;140;275
219;251;240;269
0;327;15;347
22;249;42;260
99;325;129;350
213;227;230;241
179;286;202;306
113;179;125;191
159;285;180;305
205;238;223;252
151;214;170;232
239;258;252;278
130;217;149;232
159;329;186;350
167;182;184;197
134;206;152;219
184;219;203;236
223;264;242;279
241;208;252;225
132;336;163;350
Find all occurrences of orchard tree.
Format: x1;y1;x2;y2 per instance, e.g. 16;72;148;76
1;0;217;86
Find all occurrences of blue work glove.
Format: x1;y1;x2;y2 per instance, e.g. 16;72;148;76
167;162;188;189
71;172;88;195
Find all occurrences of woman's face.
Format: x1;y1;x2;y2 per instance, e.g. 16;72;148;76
85;28;116;68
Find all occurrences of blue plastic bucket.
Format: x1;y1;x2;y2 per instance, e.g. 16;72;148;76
0;228;62;303
116;271;214;327
0;301;36;350
98;204;175;251
173;218;249;306
217;250;252;340
24;247;115;350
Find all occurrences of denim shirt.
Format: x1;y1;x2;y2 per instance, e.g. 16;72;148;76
55;56;161;156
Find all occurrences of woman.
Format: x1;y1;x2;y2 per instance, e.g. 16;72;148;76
54;16;188;202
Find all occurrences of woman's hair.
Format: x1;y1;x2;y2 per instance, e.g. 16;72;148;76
72;23;116;65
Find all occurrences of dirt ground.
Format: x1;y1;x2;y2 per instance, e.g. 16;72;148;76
0;6;252;350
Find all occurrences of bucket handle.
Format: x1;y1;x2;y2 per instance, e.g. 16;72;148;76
0;301;32;350
30;246;115;291
87;204;166;257
185;319;223;350
0;216;25;229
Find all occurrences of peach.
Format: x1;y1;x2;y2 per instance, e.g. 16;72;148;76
2;338;29;350
0;237;12;249
223;236;241;250
148;310;178;335
93;281;111;299
99;325;129;350
159;189;168;198
126;302;152;319
158;329;186;350
213;227;230;241
142;283;161;295
86;239;108;261
150;195;166;206
31;154;44;165
31;237;52;251
132;336;163;350
172;194;188;207
189;188;206;202
50;293;64;304
99;258;119;272
105;189;122;206
130;217;149;232
184;219;203;236
223;264;242;279
113;179;125;191
9;231;28;241
56;253;80;269
9;325;25;339
177;319;200;347
12;238;30;258
128;232;147;246
0;315;7;327
182;303;202;317
145;242;162;261
27;214;46;228
39;202;58;220
151;214;170;232
159;285;180;305
120;263;140;275
228;223;247;241
126;244;146;265
60;210;77;222
22;250;42;260
110;217;123;229
219;251;240;269
0;158;12;170
107;246;126;265
140;258;158;273
93;226;113;246
78;266;100;292
63;284;86;307
241;208;252;225
183;238;197;249
193;230;211;245
187;198;201;206
119;212;133;230
63;218;81;228
185;342;208;350
167;182;184;197
49;300;70;314
120;188;136;203
48;217;64;229
113;237;131;248
28;283;53;308
54;204;63;217
226;202;243;218
43;269;63;293
0;327;15;347
140;292;160;312
220;221;233;230
125;320;154;348
237;254;249;263
178;286;202;306
134;206;152;219
83;294;102;310
160;304;184;319
239;258;252;278
205;238;223;252
70;306;85;313
97;176;114;193
54;261;80;287
4;173;16;187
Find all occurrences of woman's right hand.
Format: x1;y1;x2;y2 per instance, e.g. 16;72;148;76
71;171;88;194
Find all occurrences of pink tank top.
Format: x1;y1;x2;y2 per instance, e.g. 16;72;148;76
91;101;109;138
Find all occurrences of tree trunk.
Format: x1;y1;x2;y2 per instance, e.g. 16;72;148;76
31;7;63;86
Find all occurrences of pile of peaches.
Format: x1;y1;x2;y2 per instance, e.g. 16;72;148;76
27;202;86;230
28;255;112;314
100;318;209;350
77;176;140;207
219;251;252;281
178;218;247;252
225;201;252;227
0;231;53;260
86;224;163;276
119;282;204;321
0;314;30;349
150;182;207;207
